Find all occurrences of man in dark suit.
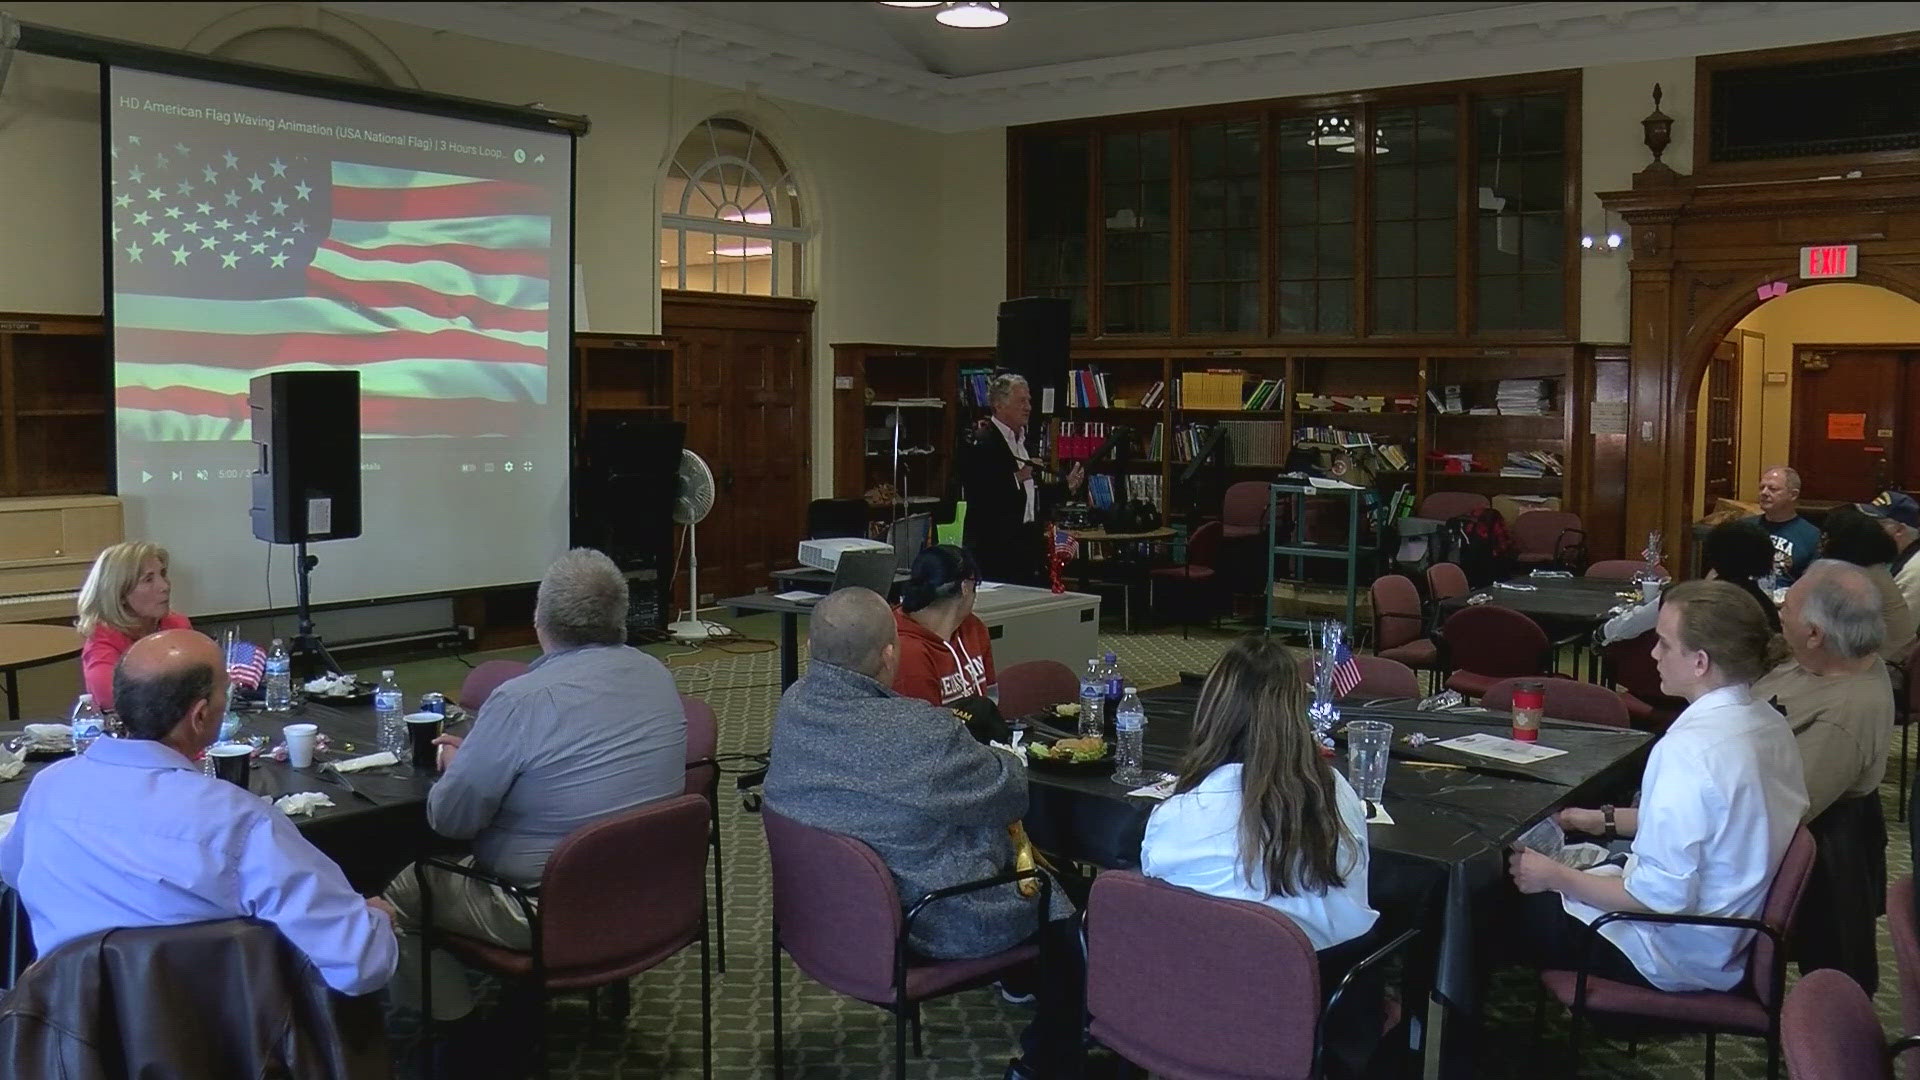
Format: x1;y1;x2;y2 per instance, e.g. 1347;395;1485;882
959;373;1082;585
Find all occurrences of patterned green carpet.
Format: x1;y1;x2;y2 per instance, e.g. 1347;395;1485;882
399;618;1914;1079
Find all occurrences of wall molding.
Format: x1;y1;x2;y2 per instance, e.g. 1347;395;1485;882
330;1;1920;132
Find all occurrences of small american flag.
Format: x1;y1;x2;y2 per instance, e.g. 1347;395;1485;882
1052;527;1079;560
226;640;266;690
1327;637;1363;699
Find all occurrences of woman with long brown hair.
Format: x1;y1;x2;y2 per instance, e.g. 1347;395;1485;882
1140;634;1377;950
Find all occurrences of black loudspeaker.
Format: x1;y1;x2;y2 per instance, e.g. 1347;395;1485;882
575;418;685;573
249;371;362;543
996;297;1071;399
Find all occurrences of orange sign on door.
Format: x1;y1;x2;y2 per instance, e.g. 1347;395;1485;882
1827;412;1867;441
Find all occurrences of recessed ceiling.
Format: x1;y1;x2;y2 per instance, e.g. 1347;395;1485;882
654;2;1526;78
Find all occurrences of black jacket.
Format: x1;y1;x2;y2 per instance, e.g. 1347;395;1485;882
0;918;390;1080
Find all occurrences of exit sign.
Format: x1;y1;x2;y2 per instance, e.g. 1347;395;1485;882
1800;244;1858;279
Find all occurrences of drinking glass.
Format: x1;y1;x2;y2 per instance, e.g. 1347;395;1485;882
1345;720;1394;804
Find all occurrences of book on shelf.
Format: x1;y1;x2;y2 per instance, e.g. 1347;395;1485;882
1499;450;1564;477
958;367;994;408
1294;425;1376;448
1067;368;1112;409
1495;379;1553;416
1170;422;1212;463
1179;370;1247;410
1376;443;1411;471
1216;420;1287;467
1125;474;1163;510
1428;451;1478;474
1242;378;1283;410
1139;380;1167;409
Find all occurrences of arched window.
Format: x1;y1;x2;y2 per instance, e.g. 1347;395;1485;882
661;117;805;296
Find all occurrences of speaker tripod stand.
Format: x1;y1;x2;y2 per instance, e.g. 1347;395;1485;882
288;540;342;679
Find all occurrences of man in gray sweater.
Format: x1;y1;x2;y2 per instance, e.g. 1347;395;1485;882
384;548;688;1024
764;587;1081;1080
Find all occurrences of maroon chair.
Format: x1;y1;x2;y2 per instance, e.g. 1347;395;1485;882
1438;604;1550;698
763;809;1044;1079
997;660;1081;721
1481;677;1630;728
1151;521;1226;636
1418;491;1489;521
1604;631;1688;734
1889;878;1920;1080
458;659;530;712
416;794;713;1079
681;694;726;973
1586;560;1668;581
1426;562;1469;603
1222;481;1272;540
1296;653;1421;701
1539;825;1817;1080
1782;969;1894;1080
1512;510;1586;569
1085;871;1416;1080
1371;574;1437;687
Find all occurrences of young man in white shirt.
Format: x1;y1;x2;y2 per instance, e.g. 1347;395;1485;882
1509;580;1808;992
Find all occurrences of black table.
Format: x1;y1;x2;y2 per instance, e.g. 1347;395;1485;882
1020;683;1651;1079
1;699;465;985
1438;575;1639;640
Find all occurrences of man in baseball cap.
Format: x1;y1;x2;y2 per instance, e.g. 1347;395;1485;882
1860;490;1920;618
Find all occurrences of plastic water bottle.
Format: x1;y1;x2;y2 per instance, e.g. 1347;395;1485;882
1078;659;1105;740
1112;687;1147;787
373;670;405;758
70;694;105;754
263;639;293;713
1102;650;1122;727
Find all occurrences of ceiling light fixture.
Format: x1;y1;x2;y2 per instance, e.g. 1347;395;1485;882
1335;128;1388;156
933;2;1007;29
1306;115;1354;148
878;1;941;6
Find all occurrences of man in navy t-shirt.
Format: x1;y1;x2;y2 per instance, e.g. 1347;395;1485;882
1748;466;1819;585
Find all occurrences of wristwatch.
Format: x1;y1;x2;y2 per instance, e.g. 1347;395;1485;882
1601;804;1618;841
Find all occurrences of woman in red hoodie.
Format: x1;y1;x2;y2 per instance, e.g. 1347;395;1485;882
892;544;997;706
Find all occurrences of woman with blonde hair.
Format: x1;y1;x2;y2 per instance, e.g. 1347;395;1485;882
1141;634;1377;950
76;541;190;710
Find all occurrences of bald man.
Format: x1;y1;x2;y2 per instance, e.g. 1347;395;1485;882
0;630;397;995
763;588;1082;1080
1750;466;1820;585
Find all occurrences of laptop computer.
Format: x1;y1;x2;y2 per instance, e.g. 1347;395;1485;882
789;547;899;606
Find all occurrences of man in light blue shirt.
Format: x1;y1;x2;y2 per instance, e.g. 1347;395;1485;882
0;630;397;995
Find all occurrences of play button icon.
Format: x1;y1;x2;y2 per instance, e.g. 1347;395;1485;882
141;471;153;483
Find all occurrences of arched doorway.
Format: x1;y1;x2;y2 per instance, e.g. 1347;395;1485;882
658;116;816;600
1683;283;1920;516
1599;173;1920;561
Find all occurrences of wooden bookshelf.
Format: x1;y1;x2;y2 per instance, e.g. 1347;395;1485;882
830;343;993;512
0;313;111;497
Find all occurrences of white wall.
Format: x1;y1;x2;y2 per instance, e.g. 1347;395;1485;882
1578;59;1694;345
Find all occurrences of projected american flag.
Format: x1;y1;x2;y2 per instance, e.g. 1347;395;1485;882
110;132;551;441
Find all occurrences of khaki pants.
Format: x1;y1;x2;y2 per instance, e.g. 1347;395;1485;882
384;858;533;1021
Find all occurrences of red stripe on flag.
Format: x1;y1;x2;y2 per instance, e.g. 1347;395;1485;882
120;386;529;437
318;238;551;278
116;327;547;368
329;180;550;222
305;268;548;334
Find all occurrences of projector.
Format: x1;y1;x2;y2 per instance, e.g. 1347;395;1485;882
797;538;893;573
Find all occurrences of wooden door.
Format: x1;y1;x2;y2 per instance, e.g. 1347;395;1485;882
662;292;814;603
1791;347;1907;504
1700;338;1740;515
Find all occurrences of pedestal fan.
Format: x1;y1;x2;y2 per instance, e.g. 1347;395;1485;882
668;449;728;643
